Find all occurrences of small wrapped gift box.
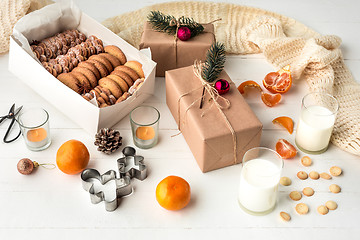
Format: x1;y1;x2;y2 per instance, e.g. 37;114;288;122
165;66;263;173
139;22;215;77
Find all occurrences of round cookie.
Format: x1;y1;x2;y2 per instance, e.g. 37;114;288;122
72;67;98;88
87;59;109;78
98;77;123;98
111;70;133;87
78;61;101;79
89;54;113;73
104;45;127;64
124;60;145;78
107;74;129;93
99;53;121;68
114;65;139;81
57;73;81;94
70;71;91;93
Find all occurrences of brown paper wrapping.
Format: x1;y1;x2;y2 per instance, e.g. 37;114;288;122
139;22;215;77
165;66;263;173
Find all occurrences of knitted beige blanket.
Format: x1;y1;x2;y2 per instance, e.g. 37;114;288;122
2;1;359;156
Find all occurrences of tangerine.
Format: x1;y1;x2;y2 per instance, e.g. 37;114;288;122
56;139;90;175
272;116;294;134
237;80;262;94
156;176;191;211
276;139;297;159
261;92;282;107
263;65;292;94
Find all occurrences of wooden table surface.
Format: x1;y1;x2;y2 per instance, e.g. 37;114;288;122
1;0;359;239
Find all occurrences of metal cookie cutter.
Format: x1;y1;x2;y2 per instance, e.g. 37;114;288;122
81;169;132;212
117;147;147;181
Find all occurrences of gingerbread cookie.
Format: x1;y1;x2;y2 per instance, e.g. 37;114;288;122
106;74;129;93
111;70;133;87
99;53;121;68
57;73;81;94
104;45;127;64
70;72;91;94
87;59;109;78
114;65;139;81
98;77;123;98
72;67;98;88
77;61;101;80
124;60;145;78
89;54;114;73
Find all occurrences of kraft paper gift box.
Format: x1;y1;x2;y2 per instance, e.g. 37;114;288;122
139;22;215;77
9;1;156;135
165;66;263;173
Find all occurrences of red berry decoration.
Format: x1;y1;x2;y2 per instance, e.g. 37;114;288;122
214;79;230;95
177;27;191;41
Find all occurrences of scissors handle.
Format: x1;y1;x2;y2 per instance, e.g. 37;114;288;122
3;118;21;143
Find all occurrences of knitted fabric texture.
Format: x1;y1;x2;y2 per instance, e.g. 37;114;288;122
0;0;51;54
103;1;360;156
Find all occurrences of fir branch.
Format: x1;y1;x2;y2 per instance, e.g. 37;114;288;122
147;11;177;35
201;42;226;83
147;11;204;37
178;16;204;37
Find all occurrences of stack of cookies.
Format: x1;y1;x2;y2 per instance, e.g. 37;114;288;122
31;29;145;108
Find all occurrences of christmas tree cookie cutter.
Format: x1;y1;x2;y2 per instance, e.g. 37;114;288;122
117;147;147;181
81;169;133;212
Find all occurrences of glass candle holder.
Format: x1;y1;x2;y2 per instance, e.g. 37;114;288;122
238;147;283;216
295;92;339;154
130;106;160;149
17;108;51;151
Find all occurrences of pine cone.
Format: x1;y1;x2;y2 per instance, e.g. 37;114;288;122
94;128;122;154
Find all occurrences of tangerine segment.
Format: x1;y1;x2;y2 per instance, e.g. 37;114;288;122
156;176;191;211
276;139;297;159
261;92;281;107
263;65;292;94
237;80;262;94
272;116;294;134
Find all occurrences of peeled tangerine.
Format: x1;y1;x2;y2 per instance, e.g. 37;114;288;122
272;116;294;134
263;65;292;94
276;139;297;159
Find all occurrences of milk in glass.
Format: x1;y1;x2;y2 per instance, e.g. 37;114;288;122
238;159;281;213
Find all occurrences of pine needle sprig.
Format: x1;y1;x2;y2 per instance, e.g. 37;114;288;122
201;42;226;83
178;16;204;37
147;11;204;37
147;11;177;35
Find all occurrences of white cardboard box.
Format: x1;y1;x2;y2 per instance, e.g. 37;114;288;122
9;1;156;135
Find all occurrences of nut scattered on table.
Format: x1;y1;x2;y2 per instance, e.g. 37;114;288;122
330;166;342;176
295;203;309;215
329;184;341;193
303;187;314;197
280;176;292;186
320;172;332;180
280;211;291;221
297;171;308;180
309;171;320;180
317;205;329;215
301;156;312;166
325;200;338;210
289;191;302;201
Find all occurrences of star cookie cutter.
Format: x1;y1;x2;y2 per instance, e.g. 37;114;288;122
117;147;147;181
81;169;132;212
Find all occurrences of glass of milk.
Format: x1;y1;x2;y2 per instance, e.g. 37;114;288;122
238;147;283;215
295;92;339;154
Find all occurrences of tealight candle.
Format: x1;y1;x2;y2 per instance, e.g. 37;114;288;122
130;106;160;149
238;147;283;216
295;92;338;154
17;108;51;151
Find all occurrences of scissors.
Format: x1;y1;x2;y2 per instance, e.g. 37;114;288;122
0;104;23;143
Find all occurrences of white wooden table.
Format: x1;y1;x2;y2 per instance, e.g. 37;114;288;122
1;0;360;239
